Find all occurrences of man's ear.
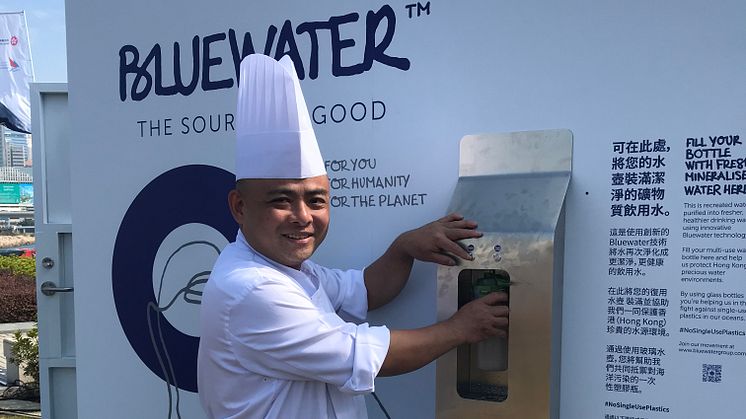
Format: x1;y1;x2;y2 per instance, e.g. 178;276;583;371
228;189;244;225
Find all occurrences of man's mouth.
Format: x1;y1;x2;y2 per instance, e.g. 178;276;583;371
284;232;313;240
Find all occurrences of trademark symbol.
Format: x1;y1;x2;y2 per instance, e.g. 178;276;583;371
405;1;431;18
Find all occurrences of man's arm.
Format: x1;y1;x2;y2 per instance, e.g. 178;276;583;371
378;292;509;376
362;213;509;376
363;213;481;310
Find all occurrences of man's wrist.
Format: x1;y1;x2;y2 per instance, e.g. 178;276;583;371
386;232;410;261
440;317;466;347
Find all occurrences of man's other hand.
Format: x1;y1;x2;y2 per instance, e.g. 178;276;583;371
395;213;482;266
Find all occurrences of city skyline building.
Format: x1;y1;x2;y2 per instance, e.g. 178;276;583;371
0;125;32;167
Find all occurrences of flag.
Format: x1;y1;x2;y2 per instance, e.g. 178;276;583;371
0;11;34;134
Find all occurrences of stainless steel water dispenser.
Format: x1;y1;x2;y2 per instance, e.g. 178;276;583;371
436;129;572;419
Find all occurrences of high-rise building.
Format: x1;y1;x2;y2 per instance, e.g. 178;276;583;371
0;125;32;167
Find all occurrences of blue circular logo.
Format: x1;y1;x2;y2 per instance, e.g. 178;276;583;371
112;165;235;393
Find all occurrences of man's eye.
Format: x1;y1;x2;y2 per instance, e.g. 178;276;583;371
309;198;327;207
270;198;291;205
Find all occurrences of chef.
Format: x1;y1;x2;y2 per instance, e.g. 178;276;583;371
197;54;509;418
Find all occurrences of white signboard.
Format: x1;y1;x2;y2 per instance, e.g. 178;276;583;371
65;1;746;418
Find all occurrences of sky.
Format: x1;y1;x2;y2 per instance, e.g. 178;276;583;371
0;0;67;82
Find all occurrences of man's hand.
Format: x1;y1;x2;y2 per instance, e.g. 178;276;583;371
394;213;482;266
379;291;509;376
369;214;510;377
447;292;509;343
365;213;482;310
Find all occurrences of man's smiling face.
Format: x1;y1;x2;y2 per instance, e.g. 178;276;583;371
229;175;330;269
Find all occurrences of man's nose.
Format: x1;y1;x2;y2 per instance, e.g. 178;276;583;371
291;202;313;225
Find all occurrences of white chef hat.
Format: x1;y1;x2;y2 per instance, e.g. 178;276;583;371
235;54;326;180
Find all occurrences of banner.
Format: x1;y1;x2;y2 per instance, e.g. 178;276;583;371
0;182;33;205
0;11;33;134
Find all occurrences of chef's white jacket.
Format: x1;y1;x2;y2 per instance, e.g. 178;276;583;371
197;231;391;418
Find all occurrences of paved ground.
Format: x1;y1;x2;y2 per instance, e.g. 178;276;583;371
0;393;40;411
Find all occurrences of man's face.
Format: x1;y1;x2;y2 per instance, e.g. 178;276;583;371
229;175;330;269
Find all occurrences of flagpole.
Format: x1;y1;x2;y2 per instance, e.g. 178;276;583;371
21;11;35;82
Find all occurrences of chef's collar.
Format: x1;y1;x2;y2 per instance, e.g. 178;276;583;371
235;230;319;294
